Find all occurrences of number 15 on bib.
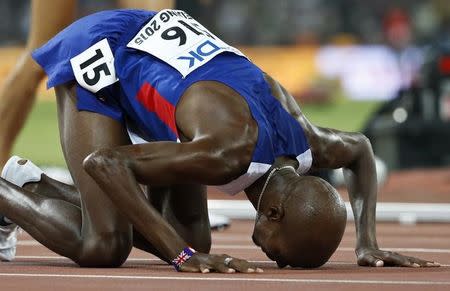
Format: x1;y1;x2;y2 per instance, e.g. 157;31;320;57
70;38;118;93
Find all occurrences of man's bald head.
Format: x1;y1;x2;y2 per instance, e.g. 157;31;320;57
252;172;347;268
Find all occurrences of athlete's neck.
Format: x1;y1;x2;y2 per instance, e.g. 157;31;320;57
244;157;298;210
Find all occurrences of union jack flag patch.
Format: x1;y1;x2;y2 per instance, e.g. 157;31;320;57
172;247;196;271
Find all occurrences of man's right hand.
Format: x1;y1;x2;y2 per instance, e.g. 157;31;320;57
180;253;263;273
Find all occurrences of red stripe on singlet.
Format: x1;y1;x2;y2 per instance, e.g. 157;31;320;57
136;82;179;137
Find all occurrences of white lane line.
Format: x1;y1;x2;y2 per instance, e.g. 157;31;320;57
17;241;40;246
215;245;450;254
12;256;450;267
14;256;344;264
0;273;448;285
17;240;450;254
13;256;344;264
339;247;450;254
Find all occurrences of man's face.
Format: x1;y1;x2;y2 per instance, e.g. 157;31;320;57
252;214;289;268
251;175;347;269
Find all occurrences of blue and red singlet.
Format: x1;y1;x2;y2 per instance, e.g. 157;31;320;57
32;9;312;195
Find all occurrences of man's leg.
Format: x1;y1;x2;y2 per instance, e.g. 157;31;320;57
54;84;134;266
0;84;133;267
1;156;211;261
24;173;212;254
8;164;211;259
23;174;80;207
0;176;83;261
0;0;77;167
21;177;212;259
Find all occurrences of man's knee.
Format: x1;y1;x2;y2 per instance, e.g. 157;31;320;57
75;232;132;267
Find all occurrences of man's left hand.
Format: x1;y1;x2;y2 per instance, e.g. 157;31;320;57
356;247;440;267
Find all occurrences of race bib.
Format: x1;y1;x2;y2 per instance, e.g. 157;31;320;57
127;9;247;78
70;38;118;93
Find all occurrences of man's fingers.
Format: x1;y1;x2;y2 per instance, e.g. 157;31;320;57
358;255;384;267
214;263;235;273
361;250;414;267
369;252;441;268
379;252;412;267
221;256;263;273
213;257;235;273
181;253;264;273
199;264;211;273
382;253;433;268
227;258;259;273
357;248;441;268
403;255;440;268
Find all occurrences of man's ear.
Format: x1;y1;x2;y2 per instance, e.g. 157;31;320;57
267;206;284;221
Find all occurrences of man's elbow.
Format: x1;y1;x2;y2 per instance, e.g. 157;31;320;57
83;148;127;177
355;133;373;155
192;146;252;185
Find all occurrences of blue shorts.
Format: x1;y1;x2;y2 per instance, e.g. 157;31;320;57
32;9;156;122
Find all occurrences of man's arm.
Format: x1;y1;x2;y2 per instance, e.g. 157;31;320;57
83;143;259;273
84;81;262;272
263;73;439;267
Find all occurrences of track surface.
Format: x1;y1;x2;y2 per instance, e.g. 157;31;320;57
0;157;448;290
0;220;449;290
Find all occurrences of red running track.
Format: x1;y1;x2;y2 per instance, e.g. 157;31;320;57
0;220;449;290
